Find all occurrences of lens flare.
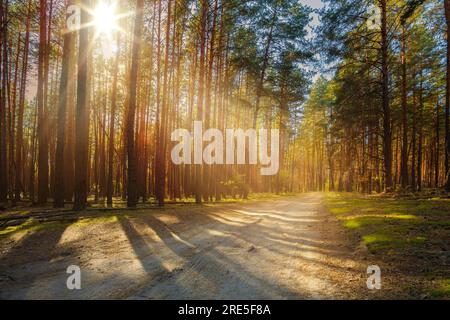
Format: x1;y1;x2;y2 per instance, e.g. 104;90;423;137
93;1;119;37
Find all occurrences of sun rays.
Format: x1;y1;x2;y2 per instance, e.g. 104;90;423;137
73;1;134;41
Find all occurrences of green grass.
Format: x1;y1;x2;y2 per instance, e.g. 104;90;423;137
0;218;42;237
0;215;120;238
325;192;450;299
431;279;450;298
324;192;450;253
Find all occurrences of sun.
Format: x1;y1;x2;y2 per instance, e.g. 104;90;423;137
93;1;119;37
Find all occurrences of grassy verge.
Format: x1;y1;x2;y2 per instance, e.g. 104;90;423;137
0;215;120;238
324;192;450;298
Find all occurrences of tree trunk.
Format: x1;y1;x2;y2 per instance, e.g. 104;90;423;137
400;25;409;189
0;0;8;204
14;0;31;203
445;0;450;191
73;0;91;210
37;0;49;204
107;33;121;206
380;0;393;192
435;101;440;188
154;0;166;205
126;0;144;208
54;0;75;208
194;0;208;204
411;81;417;190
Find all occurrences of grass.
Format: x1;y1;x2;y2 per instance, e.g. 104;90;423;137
431;279;450;298
324;192;450;253
325;192;450;299
0;214;121;238
0;218;42;237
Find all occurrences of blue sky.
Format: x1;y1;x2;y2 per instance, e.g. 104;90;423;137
299;0;326;82
299;0;325;39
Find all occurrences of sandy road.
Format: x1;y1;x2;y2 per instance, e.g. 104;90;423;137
0;193;371;300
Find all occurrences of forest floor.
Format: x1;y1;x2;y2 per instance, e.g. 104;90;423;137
0;193;448;300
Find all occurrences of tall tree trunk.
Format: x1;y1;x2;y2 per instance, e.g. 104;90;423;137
435;101;440;187
64;39;76;202
14;0;31;203
107;33;121;206
194;0;208;204
380;0;393;192
9;31;22;206
126;0;144;208
445;0;450;191
37;0;49;204
203;0;218;201
73;0;91;210
400;24;409;189
155;0;172;205
411;81;417;190
417;72;424;191
54;0;75;208
0;0;7;204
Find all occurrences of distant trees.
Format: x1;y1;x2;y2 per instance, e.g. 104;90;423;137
8;0;449;209
309;0;447;193
0;0;312;209
2;0;448;211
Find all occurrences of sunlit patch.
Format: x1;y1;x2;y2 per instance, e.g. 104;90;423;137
341;214;419;229
207;230;227;237
157;215;181;225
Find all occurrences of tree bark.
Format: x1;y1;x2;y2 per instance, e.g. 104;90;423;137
14;0;31;203
54;0;75;208
107;33;121;206
194;0;208;204
0;0;7;204
400;24;409;189
126;0;144;208
380;0;393;192
37;0;49;204
73;0;91;210
445;0;450;191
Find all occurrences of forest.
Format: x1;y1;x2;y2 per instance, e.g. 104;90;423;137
0;0;312;210
0;0;449;210
306;0;450;195
0;0;449;301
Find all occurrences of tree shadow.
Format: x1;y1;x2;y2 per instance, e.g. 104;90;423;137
132;214;303;299
0;223;72;299
115;201;362;299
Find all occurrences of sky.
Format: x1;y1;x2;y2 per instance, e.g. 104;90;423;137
300;0;325;9
299;0;325;39
299;0;327;82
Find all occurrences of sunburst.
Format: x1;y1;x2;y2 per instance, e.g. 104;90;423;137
74;1;133;40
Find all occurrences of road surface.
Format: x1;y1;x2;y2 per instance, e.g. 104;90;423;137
0;194;373;299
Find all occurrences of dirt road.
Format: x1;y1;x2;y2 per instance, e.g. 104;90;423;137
0;193;378;300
